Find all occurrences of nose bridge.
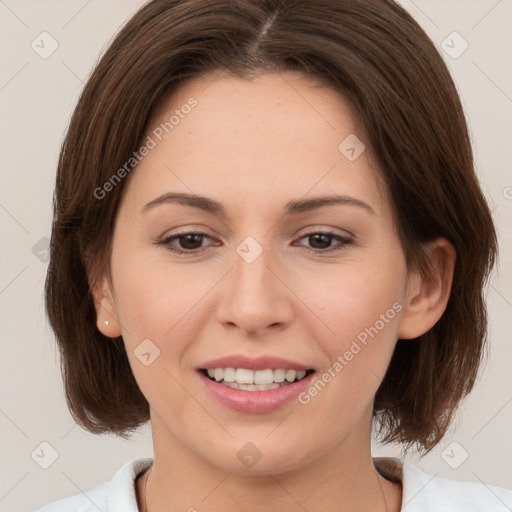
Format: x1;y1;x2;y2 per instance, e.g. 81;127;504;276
235;237;275;295
216;235;293;334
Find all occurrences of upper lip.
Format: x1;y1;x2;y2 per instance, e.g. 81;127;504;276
198;354;313;371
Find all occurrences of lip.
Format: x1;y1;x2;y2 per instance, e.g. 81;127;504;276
197;354;312;372
198;369;315;414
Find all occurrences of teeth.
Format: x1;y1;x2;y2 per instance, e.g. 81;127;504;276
254;369;274;385
235;368;254;384
285;370;297;382
203;367;310;386
223;367;236;382
273;368;286;382
223;382;281;391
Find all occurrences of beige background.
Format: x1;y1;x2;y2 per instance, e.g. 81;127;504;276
0;1;511;511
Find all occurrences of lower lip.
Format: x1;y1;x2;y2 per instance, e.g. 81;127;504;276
198;371;315;414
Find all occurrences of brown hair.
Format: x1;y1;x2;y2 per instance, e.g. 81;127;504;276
45;0;497;452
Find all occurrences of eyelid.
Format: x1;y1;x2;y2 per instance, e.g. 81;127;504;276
158;225;353;244
156;226;355;256
294;225;355;240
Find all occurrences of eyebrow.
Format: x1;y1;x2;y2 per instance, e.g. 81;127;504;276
139;192;376;217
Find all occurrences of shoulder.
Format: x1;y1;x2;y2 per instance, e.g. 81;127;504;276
34;482;109;512
33;457;153;512
375;457;512;512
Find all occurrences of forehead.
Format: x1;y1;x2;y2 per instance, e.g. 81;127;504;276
120;71;387;219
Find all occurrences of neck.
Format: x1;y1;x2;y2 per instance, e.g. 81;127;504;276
140;412;401;512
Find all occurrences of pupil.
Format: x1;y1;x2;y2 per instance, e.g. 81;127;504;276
309;233;331;249
181;234;202;249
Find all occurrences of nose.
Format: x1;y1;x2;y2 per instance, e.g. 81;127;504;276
215;243;294;338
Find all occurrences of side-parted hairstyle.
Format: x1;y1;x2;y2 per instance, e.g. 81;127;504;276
45;0;497;452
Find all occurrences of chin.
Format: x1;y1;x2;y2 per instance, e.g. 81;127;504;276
195;433;322;477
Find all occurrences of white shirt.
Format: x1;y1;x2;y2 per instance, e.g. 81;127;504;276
34;456;512;511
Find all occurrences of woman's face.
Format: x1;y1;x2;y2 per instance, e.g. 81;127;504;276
99;71;417;474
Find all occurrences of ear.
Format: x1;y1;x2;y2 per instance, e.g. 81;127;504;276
91;275;122;338
398;238;456;340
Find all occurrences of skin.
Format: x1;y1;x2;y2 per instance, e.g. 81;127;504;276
93;70;456;512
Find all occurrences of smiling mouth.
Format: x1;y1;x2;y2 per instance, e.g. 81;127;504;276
199;368;315;391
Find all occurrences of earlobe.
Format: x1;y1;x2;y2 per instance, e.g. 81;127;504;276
91;277;122;338
397;238;456;340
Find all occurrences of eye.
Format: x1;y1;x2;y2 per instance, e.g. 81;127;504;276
157;230;353;255
294;230;353;253
159;232;214;255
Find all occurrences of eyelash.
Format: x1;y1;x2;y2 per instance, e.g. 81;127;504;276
157;230;353;255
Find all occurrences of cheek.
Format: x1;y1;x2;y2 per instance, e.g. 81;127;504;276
300;252;407;402
109;248;207;415
305;257;406;346
110;243;216;368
